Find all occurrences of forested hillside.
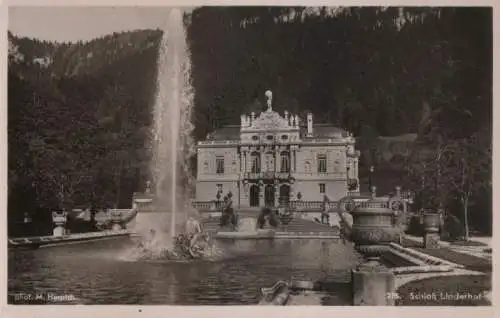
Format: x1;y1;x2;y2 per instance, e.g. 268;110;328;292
8;7;492;235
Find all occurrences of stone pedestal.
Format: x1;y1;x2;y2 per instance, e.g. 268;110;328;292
423;212;440;249
424;233;440;249
238;217;257;232
111;223;123;232
352;258;395;306
348;198;400;306
53;225;66;237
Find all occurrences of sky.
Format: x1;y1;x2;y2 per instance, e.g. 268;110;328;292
8;6;193;42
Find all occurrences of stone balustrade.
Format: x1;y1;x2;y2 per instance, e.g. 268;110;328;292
190;198;393;213
244;172;292;180
289;200;324;211
198;138;355;147
355;201;390;209
192;200;224;212
198;140;240;146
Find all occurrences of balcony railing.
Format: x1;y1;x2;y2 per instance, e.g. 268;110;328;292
346;191;361;196
355;201;390;209
191;200;224;211
198;140;240;146
244;172;291;180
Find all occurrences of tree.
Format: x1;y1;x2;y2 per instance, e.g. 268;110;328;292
440;128;491;240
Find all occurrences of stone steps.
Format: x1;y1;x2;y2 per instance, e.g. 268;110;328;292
201;216;339;235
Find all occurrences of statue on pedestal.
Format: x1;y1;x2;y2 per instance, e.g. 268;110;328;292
265;90;273;112
219;191;237;230
257;206;278;229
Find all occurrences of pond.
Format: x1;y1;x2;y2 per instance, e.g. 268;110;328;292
8;237;361;305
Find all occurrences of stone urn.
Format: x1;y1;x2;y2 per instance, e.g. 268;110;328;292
52;211;68;237
109;210;124;231
132;192;154;212
423;211;441;249
350;198;402;257
423;212;440;231
349;197;399;306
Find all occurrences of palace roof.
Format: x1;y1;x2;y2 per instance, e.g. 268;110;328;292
207;123;348;140
301;124;348;139
209;125;241;140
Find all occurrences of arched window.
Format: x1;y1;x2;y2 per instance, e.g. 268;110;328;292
251;152;260;173
280;151;290;173
317;154;327;173
249;185;260;207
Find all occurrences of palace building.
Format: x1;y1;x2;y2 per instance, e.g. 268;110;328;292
195;91;360;209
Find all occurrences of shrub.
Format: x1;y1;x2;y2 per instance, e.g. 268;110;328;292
442;214;464;241
406;215;424;236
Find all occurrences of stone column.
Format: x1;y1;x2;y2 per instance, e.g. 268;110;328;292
259;181;264;206
246;148;252;173
239;150;243;173
274;181;279;207
260;146;265;174
275;148;280;173
293;149;297;172
355;158;360;191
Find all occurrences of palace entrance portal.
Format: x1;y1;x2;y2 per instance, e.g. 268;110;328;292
279;184;290;206
247;182;291;208
264;185;275;207
249;185;260;207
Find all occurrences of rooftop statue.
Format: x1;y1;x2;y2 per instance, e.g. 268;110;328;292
265;90;273;112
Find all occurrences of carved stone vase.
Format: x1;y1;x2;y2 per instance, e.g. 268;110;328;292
52;211;68;237
350;200;402;255
110;210;124;231
423;212;441;249
349;199;398;306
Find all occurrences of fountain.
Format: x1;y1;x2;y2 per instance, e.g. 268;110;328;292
133;8;196;257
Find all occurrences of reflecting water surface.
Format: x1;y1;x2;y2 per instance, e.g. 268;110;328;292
8;238;360;305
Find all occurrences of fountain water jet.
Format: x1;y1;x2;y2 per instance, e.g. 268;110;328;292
132;8;196;258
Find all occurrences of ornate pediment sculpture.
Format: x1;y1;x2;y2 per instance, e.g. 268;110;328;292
251;110;291;130
241;90;300;131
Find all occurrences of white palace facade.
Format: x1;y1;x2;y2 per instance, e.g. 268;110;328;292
195;91;360;209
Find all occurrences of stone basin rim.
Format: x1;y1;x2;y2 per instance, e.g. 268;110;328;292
350;207;394;215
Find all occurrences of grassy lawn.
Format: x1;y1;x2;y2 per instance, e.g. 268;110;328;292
414;247;491;273
401;238;492;272
445;239;489;247
396;274;491;306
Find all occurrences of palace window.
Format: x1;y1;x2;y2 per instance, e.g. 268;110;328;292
280;151;290;173
251;152;261;173
317;154;327;173
319;183;326;194
216;156;224;174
